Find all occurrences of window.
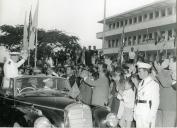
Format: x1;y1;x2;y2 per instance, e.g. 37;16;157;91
160;31;165;40
108;40;111;48
116;39;119;47
154;32;158;42
116;22;119;28
109;24;112;29
161;9;166;17
128;37;132;45
124;20;127;25
149;12;153;19
167;7;172;15
168;30;172;40
112;40;115;47
112;23;115;29
129;18;132;24
149;33;152;39
118;40;121;46
144;14;147;20
143;34;147;41
138;35;141;44
138;16;142;22
124;37;127;46
155;10;159;18
120;21;124;27
133;36;136;45
134;17;137;23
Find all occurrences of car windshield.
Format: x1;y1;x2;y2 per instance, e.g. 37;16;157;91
15;76;71;96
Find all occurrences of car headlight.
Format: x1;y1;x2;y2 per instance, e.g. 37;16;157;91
106;113;118;127
34;117;54;128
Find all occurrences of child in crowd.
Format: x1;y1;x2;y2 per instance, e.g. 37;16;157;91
117;78;135;128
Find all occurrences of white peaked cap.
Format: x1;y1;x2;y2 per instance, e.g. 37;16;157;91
137;62;152;69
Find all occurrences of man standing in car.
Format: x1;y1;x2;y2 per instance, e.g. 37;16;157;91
134;62;160;128
3;50;28;89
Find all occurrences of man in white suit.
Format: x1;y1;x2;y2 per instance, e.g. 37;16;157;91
3;50;28;88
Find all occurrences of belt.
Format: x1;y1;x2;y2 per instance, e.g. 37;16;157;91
136;100;147;103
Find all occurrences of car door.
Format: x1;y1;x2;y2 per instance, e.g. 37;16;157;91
0;78;15;125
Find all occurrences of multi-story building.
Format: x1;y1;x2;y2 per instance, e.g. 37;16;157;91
97;0;176;59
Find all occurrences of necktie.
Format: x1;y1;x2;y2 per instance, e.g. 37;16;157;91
141;80;144;86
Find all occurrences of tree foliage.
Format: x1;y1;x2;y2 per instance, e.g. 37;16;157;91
0;25;23;51
0;24;81;55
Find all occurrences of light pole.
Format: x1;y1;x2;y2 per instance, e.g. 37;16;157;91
102;0;106;51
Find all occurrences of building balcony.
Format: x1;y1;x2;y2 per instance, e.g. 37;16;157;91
97;15;176;39
103;39;176;54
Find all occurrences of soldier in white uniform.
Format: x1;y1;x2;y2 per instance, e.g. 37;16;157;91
134;62;160;128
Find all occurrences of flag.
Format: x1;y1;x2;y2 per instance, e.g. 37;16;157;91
29;0;39;50
68;81;80;99
28;7;32;42
22;12;28;50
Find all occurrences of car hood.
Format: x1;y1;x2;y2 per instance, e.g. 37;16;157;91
16;96;75;110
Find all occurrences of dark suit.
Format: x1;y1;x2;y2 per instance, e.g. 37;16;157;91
85;50;93;66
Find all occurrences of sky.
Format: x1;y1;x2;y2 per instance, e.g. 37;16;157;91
0;0;159;49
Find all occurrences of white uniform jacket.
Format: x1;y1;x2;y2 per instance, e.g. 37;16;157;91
134;76;160;121
4;58;25;78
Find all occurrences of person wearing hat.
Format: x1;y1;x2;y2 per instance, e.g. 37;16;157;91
134;62;160;128
3;49;28;88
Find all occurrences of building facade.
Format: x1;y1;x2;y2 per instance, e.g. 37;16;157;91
97;0;176;59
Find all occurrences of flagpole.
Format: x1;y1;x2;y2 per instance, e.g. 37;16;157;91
120;24;125;66
28;50;30;66
102;0;106;51
34;30;38;68
33;0;39;68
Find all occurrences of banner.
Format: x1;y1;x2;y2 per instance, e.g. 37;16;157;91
22;12;28;50
29;0;39;50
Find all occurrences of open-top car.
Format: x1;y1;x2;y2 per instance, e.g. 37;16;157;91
0;75;115;128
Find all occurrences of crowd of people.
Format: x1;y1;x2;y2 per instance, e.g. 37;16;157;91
0;45;176;127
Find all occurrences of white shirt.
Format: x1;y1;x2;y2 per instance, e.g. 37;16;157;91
134;76;160;118
91;56;96;65
122;89;135;108
129;51;135;59
4;58;25;78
